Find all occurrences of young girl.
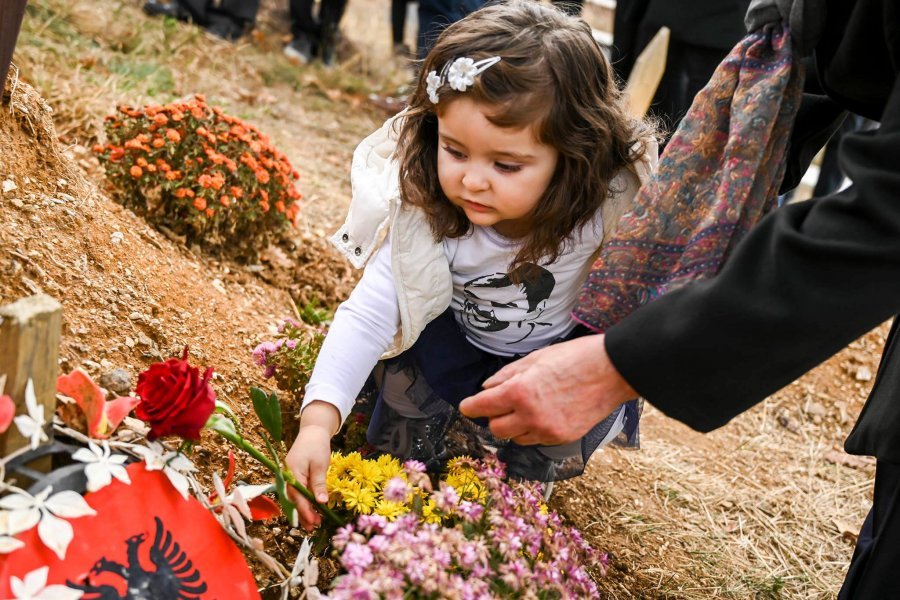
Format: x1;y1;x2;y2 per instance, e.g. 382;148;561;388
287;0;656;529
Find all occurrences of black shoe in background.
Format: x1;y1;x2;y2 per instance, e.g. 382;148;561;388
284;34;314;65
205;15;245;41
319;23;338;67
142;0;189;20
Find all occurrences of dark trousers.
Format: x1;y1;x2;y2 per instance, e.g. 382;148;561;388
650;41;725;143
839;460;900;598
289;0;347;42
391;0;409;45
179;0;259;27
416;0;485;59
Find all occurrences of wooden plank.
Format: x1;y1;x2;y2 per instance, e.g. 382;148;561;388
0;294;62;457
1;0;29;95
622;26;670;119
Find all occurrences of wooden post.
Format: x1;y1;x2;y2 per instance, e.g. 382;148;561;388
0;294;62;458
1;0;29;97
622;26;670;119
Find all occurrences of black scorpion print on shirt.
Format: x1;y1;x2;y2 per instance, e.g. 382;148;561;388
462;263;555;344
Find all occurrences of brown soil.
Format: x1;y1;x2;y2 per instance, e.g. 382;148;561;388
2;2;883;597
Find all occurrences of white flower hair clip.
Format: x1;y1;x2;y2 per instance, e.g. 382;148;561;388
425;56;502;104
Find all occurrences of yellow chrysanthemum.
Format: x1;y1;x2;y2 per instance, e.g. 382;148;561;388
328;477;356;500
326;468;346;491
446;455;478;473
329;451;362;480
376;453;401;469
445;469;485;502
374;500;409;520
331;477;361;501
421;498;443;525
349;458;385;487
341;483;377;515
376;454;406;481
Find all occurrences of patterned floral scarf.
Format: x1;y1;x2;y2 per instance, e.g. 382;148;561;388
573;24;804;332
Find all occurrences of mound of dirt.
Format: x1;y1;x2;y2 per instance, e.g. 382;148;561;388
2;75;262;386
0;71;354;378
0;74;351;586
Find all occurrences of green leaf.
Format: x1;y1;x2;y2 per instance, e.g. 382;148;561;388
268;392;282;443
411;492;424;517
214;399;237;420
205;412;238;438
250;387;282;444
272;458;297;527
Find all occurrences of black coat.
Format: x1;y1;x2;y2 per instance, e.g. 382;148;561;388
611;0;752;82
605;0;900;461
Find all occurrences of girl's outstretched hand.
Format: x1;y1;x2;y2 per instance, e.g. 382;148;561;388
285;401;340;531
459;334;637;446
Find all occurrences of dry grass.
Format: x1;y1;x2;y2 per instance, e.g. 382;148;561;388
557;330;883;598
13;0;410;229
17;0;408;127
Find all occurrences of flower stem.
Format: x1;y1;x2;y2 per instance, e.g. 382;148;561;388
213;429;344;526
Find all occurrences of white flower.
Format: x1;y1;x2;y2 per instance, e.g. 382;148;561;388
425;70;442;104
0;510;26;554
72;441;131;492
13;380;48;450
228;483;271;504
212;472;253;543
447;57;478;92
0;486;96;560
9;566;83;599
281;537;320;600
131;441;197;500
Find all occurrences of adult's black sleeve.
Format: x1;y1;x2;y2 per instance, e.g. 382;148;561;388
604;76;900;432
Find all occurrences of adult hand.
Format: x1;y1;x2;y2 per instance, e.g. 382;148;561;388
459;334;637;446
284;401;339;531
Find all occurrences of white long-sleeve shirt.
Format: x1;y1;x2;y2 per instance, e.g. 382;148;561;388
303;210;606;425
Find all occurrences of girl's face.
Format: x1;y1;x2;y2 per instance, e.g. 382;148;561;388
436;97;558;238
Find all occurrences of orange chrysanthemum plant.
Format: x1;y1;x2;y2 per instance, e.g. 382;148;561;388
94;94;301;258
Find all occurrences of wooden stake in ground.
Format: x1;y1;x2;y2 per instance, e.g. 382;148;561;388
622;26;670;119
1;0;29;96
0;294;62;457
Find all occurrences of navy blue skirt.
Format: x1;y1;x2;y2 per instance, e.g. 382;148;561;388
366;309;641;481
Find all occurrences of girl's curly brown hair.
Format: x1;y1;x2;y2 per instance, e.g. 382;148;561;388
395;0;654;269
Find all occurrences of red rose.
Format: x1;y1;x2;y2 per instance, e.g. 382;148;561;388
135;347;216;441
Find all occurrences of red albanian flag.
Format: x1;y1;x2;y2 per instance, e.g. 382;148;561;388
0;462;260;599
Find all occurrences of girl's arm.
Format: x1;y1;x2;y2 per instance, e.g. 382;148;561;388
302;235;400;429
287;236;399;529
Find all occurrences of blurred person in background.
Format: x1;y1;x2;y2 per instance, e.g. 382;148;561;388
284;0;348;66
611;0;752;145
416;0;485;59
391;0;414;57
143;0;259;41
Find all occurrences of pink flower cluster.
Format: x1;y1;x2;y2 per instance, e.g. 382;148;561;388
251;318;324;396
329;455;603;599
